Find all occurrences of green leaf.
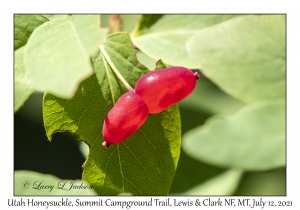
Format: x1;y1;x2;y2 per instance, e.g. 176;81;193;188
15;170;99;195
71;15;108;55
95;32;152;95
131;14;164;36
179;77;245;115
14;47;34;112
136;51;157;70
179;169;243;195
14;14;49;51
24;15;108;99
182;99;285;170
132;15;239;68
186;15;286;104
43;33;181;195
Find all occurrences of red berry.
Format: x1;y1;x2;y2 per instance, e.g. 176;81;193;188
134;66;200;114
102;92;148;148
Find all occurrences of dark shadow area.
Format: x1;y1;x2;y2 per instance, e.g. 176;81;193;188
14;93;85;180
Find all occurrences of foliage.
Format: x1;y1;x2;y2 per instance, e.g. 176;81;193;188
43;33;181;195
14;14;286;196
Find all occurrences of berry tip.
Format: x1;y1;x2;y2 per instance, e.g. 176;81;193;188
194;72;200;80
102;141;110;148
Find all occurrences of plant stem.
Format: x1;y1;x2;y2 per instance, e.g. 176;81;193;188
99;45;134;92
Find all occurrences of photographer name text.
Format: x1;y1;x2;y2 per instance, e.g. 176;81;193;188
22;180;93;192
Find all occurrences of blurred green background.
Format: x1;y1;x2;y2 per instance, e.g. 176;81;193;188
14;15;286;195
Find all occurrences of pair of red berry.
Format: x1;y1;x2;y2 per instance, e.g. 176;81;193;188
102;66;200;148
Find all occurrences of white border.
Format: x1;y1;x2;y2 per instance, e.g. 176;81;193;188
3;0;300;209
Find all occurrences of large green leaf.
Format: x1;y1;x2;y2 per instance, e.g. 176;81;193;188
186;15;286;104
43;33;181;195
14;14;49;51
14;47;34;112
132;15;239;68
15;170;118;195
182;99;285;170
24;15;108;99
178;169;243;195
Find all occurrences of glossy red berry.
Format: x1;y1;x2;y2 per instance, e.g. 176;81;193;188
134;66;200;114
102;92;148;148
